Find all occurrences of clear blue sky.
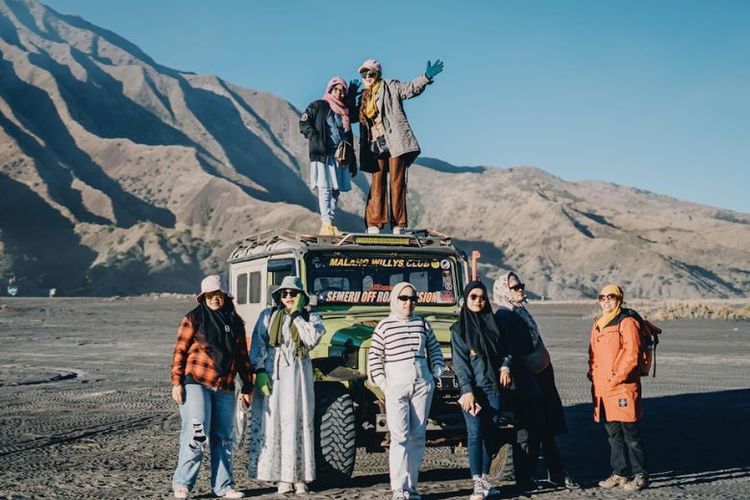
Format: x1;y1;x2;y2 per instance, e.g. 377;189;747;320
44;0;750;213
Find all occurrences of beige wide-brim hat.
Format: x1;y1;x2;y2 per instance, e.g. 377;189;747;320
195;274;233;302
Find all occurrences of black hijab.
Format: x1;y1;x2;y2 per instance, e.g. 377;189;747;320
455;281;506;387
188;299;243;377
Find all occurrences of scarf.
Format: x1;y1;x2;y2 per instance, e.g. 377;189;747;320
267;304;310;358
389;282;416;320
190;301;239;377
596;283;624;330
360;79;382;122
323;76;351;132
455;281;505;387
493;271;541;348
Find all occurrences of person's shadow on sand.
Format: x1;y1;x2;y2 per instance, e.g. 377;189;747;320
557;388;750;489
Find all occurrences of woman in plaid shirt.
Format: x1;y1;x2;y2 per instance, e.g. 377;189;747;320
170;275;253;499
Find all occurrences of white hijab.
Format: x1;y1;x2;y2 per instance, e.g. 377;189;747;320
389;282;416;321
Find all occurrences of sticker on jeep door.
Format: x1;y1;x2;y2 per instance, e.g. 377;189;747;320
306;253;458;305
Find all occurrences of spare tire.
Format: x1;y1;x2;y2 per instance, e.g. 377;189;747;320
314;381;356;486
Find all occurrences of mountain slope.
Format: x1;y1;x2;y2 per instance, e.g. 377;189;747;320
0;0;747;298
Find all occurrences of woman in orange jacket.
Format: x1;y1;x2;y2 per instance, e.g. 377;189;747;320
588;284;648;492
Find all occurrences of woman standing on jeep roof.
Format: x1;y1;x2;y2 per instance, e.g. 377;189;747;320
450;280;512;500
354;58;443;235
299;76;357;236
589;284;648;492
493;272;577;491
170;275;252;500
368;282;445;500
246;276;325;495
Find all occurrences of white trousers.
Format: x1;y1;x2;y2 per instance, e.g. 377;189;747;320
384;358;435;492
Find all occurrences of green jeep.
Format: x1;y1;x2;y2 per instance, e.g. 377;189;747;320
229;228;470;484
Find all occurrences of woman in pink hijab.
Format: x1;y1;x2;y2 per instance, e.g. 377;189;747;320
299;76;358;236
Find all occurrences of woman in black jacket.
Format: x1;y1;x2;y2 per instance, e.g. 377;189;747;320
299;76;357;236
451;281;512;499
493;272;578;491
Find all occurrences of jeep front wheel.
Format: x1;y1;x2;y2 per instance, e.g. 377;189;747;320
314;381;356;486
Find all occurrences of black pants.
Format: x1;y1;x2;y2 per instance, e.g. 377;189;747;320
514;429;565;482
605;421;647;476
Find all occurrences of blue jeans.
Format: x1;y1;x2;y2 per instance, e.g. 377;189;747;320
462;388;502;476
172;384;236;495
317;187;340;224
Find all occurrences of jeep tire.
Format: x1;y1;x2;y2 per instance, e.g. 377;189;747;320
313;381;356;486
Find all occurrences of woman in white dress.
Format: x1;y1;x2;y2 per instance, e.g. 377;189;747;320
247;276;325;495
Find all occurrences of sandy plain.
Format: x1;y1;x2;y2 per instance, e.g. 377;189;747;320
0;297;749;499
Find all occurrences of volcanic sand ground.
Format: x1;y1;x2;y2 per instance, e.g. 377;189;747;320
0;298;749;499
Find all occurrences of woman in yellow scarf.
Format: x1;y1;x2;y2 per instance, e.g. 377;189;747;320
353;58;443;235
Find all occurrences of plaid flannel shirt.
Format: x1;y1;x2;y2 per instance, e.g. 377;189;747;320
171;314;253;394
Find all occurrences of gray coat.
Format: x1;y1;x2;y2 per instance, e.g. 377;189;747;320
358;74;432;173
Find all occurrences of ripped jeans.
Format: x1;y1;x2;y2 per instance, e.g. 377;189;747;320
172;383;236;495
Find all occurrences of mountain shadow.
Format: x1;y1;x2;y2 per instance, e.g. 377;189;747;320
416;156;485;174
0;173;96;295
0;54;176;228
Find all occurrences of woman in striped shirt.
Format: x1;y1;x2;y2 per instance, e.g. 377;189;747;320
367;282;445;500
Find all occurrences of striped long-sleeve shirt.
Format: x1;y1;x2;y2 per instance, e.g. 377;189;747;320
367;315;445;387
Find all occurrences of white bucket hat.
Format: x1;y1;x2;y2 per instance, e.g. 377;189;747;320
196;274;233;302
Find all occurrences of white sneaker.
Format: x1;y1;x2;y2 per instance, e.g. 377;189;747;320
277;481;294;495
470;476;484;500
173;486;189;499
367;226;380;234
392;226;405;235
294;482;309;495
221;488;244;499
480;474;496;496
391;490;406;500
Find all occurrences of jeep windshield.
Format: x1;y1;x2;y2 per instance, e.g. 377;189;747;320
305;252;458;306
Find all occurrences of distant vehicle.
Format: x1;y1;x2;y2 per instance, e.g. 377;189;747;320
228;228;469;485
7;276;18;297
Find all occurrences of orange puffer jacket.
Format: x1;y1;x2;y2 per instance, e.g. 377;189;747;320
588;315;643;423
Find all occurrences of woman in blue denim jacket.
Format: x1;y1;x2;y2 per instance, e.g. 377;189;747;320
450;281;512;500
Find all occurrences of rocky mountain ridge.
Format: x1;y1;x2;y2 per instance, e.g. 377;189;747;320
0;0;748;298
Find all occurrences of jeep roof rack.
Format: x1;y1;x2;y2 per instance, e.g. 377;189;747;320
229;228;456;262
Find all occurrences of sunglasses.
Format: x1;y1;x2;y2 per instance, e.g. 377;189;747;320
360;70;378;79
397;295;418;303
468;293;486;301
509;283;525;292
598;293;621;302
281;289;299;298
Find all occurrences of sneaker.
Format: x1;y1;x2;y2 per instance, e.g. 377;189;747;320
598;473;627;489
392;226;405;235
277;481;294;495
329;225;342;236
367;226;380;234
173;486;189;499
623;473;649;492
470;476;485;500
221;488;244;499
480;474;497;495
391;490;406;500
294;482;309;495
407;489;421;500
319;223;334;236
549;472;580;489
